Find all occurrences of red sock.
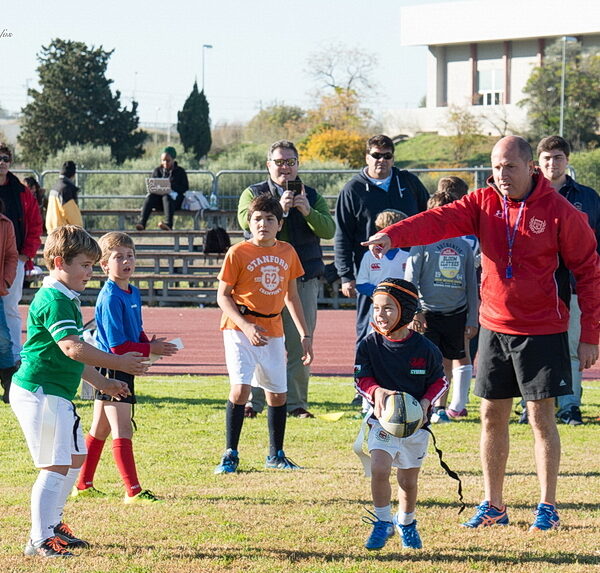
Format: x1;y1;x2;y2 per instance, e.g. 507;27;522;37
112;438;141;497
77;434;105;490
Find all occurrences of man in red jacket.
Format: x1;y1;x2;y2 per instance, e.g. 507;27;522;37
363;136;600;532
0;143;43;362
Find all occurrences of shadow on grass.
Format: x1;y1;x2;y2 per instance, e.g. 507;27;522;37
194;494;600;515
79;394;363;412
111;544;600;566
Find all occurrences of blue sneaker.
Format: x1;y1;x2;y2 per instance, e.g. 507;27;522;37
461;501;509;528
529;503;559;531
214;449;239;474
363;510;394;550
431;408;451;423
393;517;422;549
265;450;301;470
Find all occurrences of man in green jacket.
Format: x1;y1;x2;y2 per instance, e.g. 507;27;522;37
237;140;335;418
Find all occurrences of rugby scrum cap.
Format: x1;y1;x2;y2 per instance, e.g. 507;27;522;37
372;277;419;335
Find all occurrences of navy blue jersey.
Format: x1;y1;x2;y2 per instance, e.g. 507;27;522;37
355;330;445;401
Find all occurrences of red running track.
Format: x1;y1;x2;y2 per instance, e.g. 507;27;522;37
18;306;600;379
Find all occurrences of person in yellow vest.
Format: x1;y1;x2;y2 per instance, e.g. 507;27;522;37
46;161;83;233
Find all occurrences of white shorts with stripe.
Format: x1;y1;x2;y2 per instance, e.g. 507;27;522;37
10;384;86;467
222;329;287;393
367;421;429;470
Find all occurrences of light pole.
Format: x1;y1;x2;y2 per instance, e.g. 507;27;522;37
202;44;213;92
559;36;577;137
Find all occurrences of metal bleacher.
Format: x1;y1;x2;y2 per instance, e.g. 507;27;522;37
22;210;343;308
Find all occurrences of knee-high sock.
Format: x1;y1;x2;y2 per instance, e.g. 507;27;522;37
449;365;473;412
112;438;141;497
77;434;105;490
53;467;80;527
31;470;65;545
225;401;245;451
267;403;287;456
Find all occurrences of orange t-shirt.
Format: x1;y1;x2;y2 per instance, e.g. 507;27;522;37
218;240;304;337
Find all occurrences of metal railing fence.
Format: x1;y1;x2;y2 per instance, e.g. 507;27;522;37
14;166;496;212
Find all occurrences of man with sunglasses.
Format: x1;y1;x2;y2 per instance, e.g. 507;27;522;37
334;134;429;345
0;144;43;364
237;140;335;419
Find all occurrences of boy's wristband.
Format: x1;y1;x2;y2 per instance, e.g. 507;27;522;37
302;335;312;339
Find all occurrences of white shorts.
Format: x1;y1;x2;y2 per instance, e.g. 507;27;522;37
223;329;287;393
367;421;429;469
10;384;86;467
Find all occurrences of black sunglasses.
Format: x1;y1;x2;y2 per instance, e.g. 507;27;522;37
0;155;11;163
369;152;393;160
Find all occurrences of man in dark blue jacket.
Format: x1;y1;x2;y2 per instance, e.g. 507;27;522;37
334;134;429;344
537;135;600;426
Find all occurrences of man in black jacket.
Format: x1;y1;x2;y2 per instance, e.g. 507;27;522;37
237;140;335;418
537;135;600;426
334;134;429;344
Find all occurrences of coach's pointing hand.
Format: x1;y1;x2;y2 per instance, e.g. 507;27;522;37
361;233;391;259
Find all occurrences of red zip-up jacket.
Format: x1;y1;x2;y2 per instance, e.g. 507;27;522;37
382;173;600;344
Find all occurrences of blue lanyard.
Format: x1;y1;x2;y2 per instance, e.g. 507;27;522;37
502;195;528;279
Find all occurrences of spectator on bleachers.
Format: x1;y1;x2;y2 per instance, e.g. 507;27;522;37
136;146;189;231
46;161;83;233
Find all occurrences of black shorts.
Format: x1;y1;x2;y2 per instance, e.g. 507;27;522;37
423;309;467;360
474;328;572;401
94;368;136;404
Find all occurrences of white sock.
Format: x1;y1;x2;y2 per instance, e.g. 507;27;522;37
30;470;66;545
395;510;416;526
53;467;80;528
373;504;393;523
449;365;473;412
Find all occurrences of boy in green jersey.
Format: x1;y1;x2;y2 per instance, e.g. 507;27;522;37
10;226;147;558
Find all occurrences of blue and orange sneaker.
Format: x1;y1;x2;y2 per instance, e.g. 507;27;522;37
461;501;509;528
529;503;559;531
363;510;394;550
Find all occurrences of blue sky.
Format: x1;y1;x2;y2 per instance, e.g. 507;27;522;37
1;0;450;126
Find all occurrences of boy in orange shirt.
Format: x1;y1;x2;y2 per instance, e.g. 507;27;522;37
215;194;313;473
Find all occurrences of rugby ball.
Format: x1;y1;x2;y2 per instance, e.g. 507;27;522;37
379;392;424;438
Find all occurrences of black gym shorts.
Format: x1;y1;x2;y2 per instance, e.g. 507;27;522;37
474;327;572;401
94;368;137;404
423;308;468;360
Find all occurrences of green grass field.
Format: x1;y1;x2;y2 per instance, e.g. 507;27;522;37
1;376;599;572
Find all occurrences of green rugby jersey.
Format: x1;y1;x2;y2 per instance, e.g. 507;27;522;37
13;277;85;400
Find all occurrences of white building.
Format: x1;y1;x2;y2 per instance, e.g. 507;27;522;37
386;0;600;137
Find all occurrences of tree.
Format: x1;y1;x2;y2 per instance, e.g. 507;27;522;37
299;128;365;168
307;88;372;133
305;44;377;133
177;81;212;160
445;105;482;161
244;103;306;144
18;39;147;164
520;40;600;150
306;43;377;99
